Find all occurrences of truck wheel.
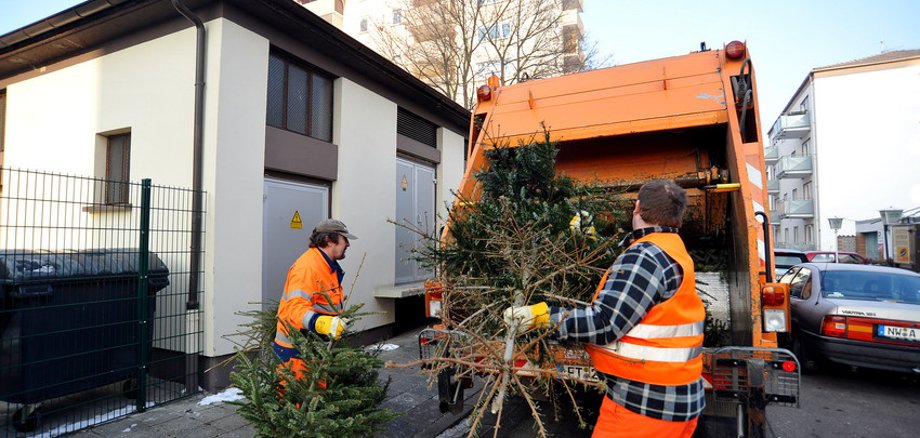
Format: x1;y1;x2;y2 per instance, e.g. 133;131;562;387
438;367;464;414
12;407;40;432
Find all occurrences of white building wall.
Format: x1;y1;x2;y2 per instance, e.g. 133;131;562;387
813;62;920;250
334;78;398;331
437;127;465;221
202;19;270;356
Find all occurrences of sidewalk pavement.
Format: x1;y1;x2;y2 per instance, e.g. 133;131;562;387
71;326;478;438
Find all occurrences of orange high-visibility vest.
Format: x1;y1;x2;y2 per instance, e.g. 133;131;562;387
274;247;344;348
585;232;705;386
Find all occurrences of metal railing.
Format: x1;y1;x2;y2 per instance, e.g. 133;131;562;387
772;111;810;139
0;168;205;436
776;155;813;179
778;199;815;218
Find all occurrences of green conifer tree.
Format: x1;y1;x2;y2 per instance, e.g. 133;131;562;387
229;304;397;438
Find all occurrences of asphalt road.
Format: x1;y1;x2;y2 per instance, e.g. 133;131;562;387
438;364;920;438
767;364;920;438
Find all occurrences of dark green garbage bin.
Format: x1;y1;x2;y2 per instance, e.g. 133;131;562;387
0;249;169;405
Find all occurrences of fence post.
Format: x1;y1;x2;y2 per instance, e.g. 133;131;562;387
136;179;151;412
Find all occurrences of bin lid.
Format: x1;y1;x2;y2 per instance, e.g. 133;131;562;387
0;249;168;283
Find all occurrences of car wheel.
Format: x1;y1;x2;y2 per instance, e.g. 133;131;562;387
793;336;818;374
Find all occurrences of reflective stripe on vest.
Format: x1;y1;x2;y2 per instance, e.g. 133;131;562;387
626;321;703;339
596;342;703;363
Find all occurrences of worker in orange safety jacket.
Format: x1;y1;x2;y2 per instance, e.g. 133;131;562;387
505;180;705;437
273;218;357;384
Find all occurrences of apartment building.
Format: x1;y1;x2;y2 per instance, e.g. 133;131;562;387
766;49;920;254
298;0;585;107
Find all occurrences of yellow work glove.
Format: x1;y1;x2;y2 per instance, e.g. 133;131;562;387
314;315;346;340
503;302;550;330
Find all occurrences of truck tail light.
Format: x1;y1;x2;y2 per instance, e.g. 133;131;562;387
821;315;848;338
761;283;790;333
476;85;492;103
424;279;443;318
762;286;785;306
725;40;746;59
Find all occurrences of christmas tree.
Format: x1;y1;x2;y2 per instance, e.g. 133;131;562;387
414;135;630;436
229;303;398;438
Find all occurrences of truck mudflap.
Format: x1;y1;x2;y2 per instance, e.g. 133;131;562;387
701;347;801;437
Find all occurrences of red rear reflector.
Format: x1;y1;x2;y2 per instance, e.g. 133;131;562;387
762;286;785;306
513;359;527;368
420;337;430;345
725;40;746;59
821;315;848;338
476;85;492;103
782;361;796;372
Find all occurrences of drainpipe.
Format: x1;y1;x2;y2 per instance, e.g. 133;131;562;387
171;0;205;311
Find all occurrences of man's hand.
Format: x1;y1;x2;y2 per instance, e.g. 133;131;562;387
314;315;346;340
502;302;550;330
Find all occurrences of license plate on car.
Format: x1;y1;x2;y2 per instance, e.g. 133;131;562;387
877;325;920;342
557;365;599;382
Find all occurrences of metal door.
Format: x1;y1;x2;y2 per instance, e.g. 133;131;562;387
395;159;436;284
262;178;328;309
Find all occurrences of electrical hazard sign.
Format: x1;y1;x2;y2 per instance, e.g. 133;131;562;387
290;211;303;229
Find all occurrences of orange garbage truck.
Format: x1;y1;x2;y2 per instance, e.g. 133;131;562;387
420;41;801;435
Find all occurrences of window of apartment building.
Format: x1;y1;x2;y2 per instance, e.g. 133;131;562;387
799;95;809;112
794;226;799;243
801;138;810;156
478;22;512;41
360;17;368;32
803;182;812;200
805;224;814;243
105;133;131;205
392;9;402;25
784;228;789;243
766;164;774;180
792;188;797;200
266;52;334;142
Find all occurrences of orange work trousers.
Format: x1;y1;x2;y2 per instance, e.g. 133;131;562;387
592;396;698;438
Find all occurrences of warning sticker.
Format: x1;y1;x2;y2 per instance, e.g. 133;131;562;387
290;211;303;229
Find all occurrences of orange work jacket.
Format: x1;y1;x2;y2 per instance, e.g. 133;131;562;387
274;247;344;348
585;232;705;386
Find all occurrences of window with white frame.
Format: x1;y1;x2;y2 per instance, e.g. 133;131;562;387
800;95;809;112
794;226;799;243
478;22;512;41
792;188;797;200
801;138;810;156
805;225;813;243
360;17;368;32
803;182;812;200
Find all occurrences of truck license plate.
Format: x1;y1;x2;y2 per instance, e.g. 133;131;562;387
558;365;598;382
878;325;919;342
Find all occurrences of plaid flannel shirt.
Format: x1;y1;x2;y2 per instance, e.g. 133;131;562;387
548;226;705;422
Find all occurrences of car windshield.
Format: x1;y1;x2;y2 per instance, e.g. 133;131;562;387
821;270;920;304
775;255;804;267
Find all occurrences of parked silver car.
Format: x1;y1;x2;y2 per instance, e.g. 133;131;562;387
782;263;920;374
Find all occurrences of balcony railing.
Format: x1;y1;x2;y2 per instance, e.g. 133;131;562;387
770;209;781;224
776;155;813;179
764;146;778;163
778;199;814;218
768;179;779;194
772;111;811;139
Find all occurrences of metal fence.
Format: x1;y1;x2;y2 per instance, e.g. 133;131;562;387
0;168;205;437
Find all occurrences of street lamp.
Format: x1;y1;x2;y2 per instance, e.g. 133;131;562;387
879;208;904;262
828;217;843;262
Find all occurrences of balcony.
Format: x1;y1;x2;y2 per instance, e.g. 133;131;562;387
772;111;811;139
775;155;813;179
770;208;781;224
764;146;778;164
778;199;814;219
767;178;779;194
